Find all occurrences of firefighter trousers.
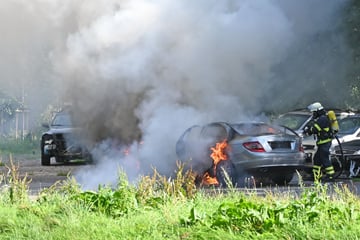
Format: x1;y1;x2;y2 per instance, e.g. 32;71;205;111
312;141;335;179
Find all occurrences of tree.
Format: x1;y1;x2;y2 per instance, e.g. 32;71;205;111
344;0;360;108
0;91;21;136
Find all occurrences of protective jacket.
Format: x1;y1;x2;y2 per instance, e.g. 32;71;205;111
309;114;332;145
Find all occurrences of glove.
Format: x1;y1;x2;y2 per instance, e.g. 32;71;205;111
303;126;311;136
333;129;338;136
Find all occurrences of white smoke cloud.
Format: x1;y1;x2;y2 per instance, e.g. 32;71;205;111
62;1;295;186
0;0;350;189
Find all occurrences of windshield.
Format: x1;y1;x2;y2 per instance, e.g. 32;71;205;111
338;117;360;135
51;113;72;127
274;113;310;130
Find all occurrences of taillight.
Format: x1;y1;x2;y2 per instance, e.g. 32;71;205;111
299;145;304;152
243;141;265;152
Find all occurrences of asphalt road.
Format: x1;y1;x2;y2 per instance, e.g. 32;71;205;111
1;156;359;196
0;156;84;195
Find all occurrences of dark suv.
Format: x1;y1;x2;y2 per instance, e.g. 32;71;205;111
40;111;92;165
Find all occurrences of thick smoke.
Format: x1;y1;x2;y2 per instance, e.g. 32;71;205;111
0;0;350;189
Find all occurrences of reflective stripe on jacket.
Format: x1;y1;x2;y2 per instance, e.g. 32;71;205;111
313;120;332;145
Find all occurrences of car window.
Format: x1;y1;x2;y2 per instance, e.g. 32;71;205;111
338;118;360;134
51;113;72;127
274;113;310;130
200;124;228;141
231;123;284;136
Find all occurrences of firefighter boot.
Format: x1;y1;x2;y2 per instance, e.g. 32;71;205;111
323;166;335;182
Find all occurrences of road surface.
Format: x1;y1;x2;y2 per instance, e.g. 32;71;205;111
0;155;359;196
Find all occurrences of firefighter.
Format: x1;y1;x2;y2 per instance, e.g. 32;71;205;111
303;102;335;181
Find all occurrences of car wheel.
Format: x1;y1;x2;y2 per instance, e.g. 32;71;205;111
215;160;235;188
271;172;294;185
41;141;51;166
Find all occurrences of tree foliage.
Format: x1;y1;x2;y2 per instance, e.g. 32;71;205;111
0;91;21;122
344;0;360;108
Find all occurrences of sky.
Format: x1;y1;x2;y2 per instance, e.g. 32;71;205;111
0;0;351;189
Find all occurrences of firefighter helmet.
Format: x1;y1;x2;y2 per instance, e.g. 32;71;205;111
307;102;324;112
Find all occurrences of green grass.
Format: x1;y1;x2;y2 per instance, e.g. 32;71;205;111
1;160;360;239
1;185;360;239
0;138;39;159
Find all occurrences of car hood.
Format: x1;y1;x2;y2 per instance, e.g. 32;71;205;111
332;134;356;144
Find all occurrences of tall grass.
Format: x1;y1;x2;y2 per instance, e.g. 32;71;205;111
0;160;360;239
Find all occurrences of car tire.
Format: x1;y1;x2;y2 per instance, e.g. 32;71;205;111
41;142;51;166
215;160;235;188
271;172;294;185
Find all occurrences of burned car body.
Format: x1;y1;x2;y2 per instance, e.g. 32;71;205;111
41;111;92;165
176;122;305;186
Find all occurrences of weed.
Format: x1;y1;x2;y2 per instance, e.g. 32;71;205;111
136;162;198;206
68;170;139;218
4;154;31;203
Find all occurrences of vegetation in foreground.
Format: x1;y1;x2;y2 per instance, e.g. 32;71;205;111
0;160;359;240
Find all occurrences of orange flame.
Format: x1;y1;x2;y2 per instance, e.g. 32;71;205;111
202;172;219;185
202;139;228;186
123;148;130;156
122;143;142;171
210;139;228;164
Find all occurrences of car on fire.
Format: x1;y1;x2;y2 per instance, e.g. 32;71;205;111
176;121;305;186
40;110;92;166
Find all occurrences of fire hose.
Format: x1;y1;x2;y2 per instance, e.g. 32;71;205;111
332;134;344;178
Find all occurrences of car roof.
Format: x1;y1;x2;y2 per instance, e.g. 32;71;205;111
279;111;311;116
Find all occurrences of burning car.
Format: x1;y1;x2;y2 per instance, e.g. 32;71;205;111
176;122;305;187
40;110;92;166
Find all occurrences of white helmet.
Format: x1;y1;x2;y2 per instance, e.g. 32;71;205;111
307;102;324;112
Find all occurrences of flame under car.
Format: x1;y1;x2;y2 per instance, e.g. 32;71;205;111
176;122;305;186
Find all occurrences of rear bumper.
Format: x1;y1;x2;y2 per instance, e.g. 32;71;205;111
231;153;306;172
